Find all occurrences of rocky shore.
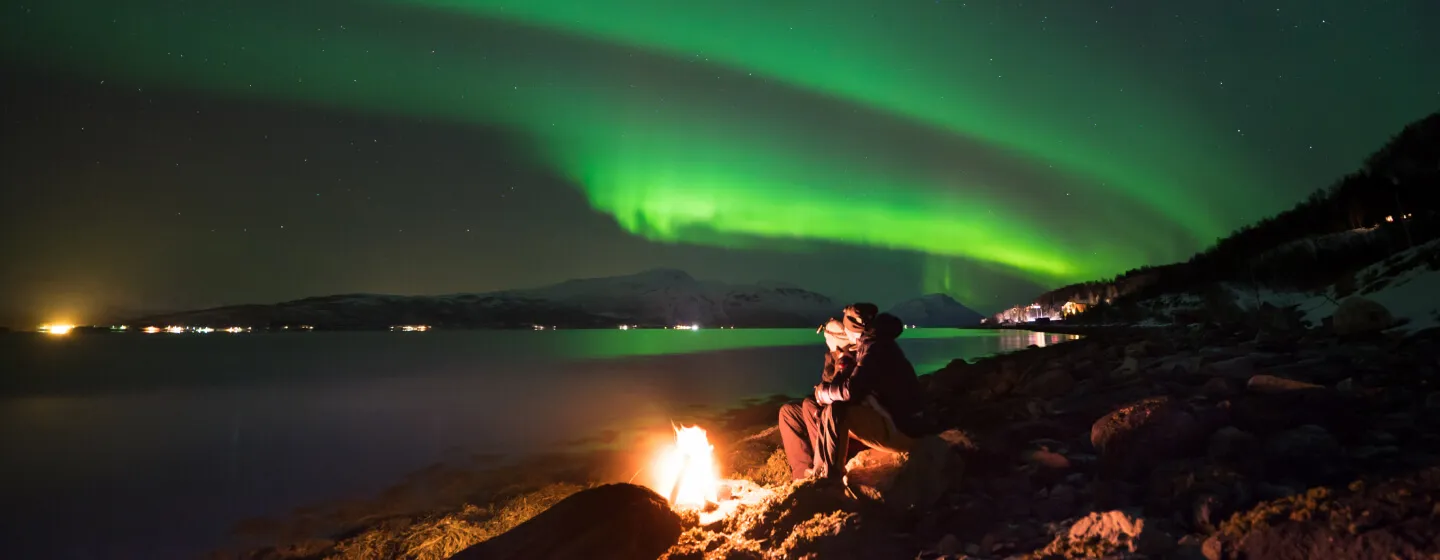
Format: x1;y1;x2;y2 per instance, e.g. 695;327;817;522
241;298;1440;559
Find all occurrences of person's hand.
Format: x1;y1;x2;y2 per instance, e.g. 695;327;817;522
813;384;830;405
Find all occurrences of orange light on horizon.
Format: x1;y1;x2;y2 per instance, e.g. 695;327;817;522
40;324;75;335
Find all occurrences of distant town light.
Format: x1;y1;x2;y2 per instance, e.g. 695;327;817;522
40;324;75;335
391;325;431;332
143;326;161;334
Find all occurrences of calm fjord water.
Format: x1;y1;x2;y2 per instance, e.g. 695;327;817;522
0;328;1075;559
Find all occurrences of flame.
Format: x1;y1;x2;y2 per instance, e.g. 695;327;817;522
655;425;719;509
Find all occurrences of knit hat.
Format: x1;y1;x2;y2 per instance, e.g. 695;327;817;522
843;303;878;334
818;318;850;352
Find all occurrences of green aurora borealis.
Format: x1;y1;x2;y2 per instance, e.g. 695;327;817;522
4;0;1436;311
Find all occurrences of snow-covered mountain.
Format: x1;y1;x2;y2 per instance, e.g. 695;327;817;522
128;268;840;329
887;294;985;327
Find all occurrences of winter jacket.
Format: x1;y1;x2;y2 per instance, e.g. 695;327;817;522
822;349;857;384
814;313;927;436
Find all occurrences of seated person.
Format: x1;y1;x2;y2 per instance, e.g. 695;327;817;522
777;315;858;480
778;303;927;483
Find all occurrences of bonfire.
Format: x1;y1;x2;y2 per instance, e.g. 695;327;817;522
656;425;720;509
652;425;772;525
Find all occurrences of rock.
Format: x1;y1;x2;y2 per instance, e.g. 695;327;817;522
1332;296;1394;336
1038;509;1173;558
1201;535;1225;560
1022;368;1075;398
1034;483;1078;521
1204;356;1256;379
453;483;682;560
1153;354;1204;376
1263;425;1345;484
936;428;981;452
1023;449;1071;471
1230;388;1354;436
1111;356;1141;378
934;533;961;555
925;359;974;394
1192;493;1228;534
843;449;904;500
1091;397;1203;478
989;474;1034;518
1336;377;1355;392
843;435;958;511
1200;377;1236;398
1147;461;1253;534
1207;427;1260;468
1125;340;1153;358
1245;374;1324;394
1265;425;1341;463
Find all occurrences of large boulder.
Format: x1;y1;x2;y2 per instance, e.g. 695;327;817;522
1091;397;1204;479
1332;296;1394;336
1038;509;1174;558
451;483;683;560
843;435;960;511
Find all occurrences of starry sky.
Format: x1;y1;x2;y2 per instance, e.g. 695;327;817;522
2;0;1437;326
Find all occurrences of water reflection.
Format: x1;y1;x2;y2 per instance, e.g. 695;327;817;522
994;329;1082;353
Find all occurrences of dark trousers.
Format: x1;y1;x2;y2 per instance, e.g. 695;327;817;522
779;397;826;480
779;397;908;480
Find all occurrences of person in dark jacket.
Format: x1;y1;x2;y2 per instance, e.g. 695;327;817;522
778;303;927;482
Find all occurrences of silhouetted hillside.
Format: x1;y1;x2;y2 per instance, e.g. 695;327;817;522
998;111;1440;323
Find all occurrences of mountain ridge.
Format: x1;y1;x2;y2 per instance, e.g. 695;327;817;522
126;269;849;329
887;293;986;327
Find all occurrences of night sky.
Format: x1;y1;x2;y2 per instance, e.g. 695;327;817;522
2;1;1437;327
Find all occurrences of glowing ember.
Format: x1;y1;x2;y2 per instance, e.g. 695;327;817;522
655;425;719;509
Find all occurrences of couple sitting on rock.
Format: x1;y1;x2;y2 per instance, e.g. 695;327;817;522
778;303;928;487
